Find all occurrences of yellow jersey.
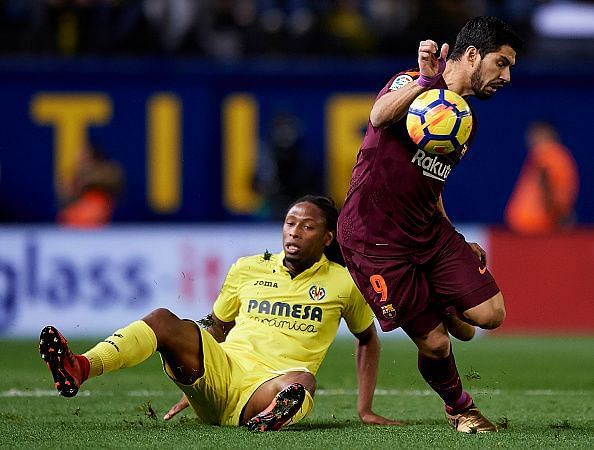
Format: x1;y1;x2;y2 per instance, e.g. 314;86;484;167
213;252;374;375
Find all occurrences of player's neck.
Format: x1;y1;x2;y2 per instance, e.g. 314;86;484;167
443;62;473;98
283;257;315;278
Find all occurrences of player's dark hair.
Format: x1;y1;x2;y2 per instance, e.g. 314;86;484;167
448;16;523;61
288;195;345;266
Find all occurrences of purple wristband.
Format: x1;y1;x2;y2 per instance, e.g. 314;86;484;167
416;58;446;88
416;74;440;88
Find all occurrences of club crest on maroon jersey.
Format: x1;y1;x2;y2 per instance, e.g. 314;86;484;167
381;304;397;319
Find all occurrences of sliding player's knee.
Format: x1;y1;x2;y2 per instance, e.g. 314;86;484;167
142;308;182;343
293;372;317;394
278;371;317;395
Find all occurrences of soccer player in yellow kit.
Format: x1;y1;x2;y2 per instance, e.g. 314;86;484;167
39;195;399;431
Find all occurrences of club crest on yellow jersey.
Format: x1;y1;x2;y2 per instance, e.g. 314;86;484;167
309;285;326;301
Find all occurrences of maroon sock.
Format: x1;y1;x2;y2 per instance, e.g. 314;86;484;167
417;349;472;413
75;354;90;382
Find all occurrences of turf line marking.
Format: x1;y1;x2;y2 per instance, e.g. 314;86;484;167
127;390;166;397
1;389;92;397
316;389;594;396
3;388;592;398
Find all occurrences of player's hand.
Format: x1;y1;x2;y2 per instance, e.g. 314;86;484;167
359;410;404;426
469;242;487;266
163;394;189;420
418;40;449;79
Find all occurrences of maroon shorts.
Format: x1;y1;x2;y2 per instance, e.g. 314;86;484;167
341;232;500;337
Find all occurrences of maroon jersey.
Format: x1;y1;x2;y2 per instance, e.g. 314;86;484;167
338;69;474;256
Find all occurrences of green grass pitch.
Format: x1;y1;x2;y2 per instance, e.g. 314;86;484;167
0;335;592;449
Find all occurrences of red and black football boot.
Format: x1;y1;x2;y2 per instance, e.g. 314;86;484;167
246;383;306;432
39;326;88;397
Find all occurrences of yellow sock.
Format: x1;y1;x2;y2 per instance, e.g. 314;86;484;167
285;389;314;428
83;320;157;378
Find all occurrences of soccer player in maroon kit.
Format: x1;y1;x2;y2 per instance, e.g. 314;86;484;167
337;16;522;432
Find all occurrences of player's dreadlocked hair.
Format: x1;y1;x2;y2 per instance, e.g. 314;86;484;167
448;16;523;61
287;195;345;266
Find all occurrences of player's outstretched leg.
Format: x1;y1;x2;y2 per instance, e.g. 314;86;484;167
446;401;497;433
246;383;306;432
40;319;158;397
39;326;89;397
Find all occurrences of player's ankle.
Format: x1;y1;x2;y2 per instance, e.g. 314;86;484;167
445;392;474;415
75;354;90;383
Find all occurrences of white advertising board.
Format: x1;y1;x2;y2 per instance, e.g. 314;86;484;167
0;224;487;338
0;225;280;337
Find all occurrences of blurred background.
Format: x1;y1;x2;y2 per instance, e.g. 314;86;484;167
0;0;592;337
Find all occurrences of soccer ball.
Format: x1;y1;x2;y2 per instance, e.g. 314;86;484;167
406;89;473;155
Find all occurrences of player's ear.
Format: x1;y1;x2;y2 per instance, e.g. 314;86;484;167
465;46;478;65
325;231;334;247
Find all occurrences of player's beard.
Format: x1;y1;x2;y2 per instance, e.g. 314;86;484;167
470;61;491;100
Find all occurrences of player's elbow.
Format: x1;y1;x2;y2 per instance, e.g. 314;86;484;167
355;324;380;347
369;107;388;128
360;332;381;352
370;106;404;129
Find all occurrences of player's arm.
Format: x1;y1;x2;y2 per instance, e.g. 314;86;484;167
164;395;189;420
370;40;448;128
370;79;427;128
438;194;486;265
436;195;478;340
206;312;235;343
209;260;241;342
437;194;452;224
353;324;402;425
441;193;486;267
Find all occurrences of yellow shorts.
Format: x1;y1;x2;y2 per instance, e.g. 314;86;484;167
162;323;314;426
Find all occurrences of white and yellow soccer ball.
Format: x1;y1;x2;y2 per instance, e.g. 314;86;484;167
406;89;473;155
